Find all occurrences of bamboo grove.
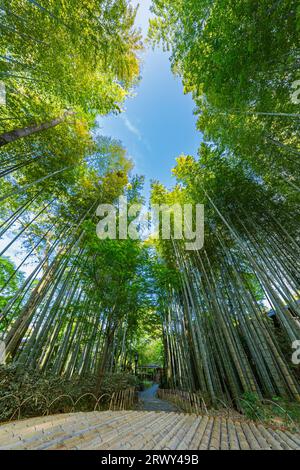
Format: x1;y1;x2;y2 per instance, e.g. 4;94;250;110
0;0;300;411
149;0;300;406
152;150;300;405
0;0;158;391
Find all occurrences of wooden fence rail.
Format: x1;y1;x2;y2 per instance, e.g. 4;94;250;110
157;389;208;415
109;387;137;411
0;387;138;422
157;389;299;432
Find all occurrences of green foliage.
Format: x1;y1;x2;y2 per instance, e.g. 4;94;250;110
0;0;141;199
0;0;159;419
0;364;139;422
136;337;164;366
1;0;299;421
0;257;23;302
148;1;300;404
149;148;300;402
0;257;23;329
240;392;265;421
149;0;300;200
140;380;153;390
240;392;300;431
1;0;141;116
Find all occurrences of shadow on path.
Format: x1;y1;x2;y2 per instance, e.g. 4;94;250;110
138;383;178;412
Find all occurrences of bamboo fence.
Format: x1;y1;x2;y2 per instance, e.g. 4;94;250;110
157;388;208;415
0;386;138;422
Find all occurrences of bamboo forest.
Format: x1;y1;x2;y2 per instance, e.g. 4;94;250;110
0;0;300;453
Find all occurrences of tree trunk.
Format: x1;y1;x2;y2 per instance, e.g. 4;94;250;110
0;111;75;147
95;327;116;395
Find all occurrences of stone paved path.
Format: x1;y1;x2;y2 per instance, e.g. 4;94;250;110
1;411;300;450
138;383;178;412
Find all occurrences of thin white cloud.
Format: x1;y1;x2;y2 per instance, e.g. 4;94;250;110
121;114;142;140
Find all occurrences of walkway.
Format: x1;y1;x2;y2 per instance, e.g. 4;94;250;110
138;383;178;412
1;411;300;450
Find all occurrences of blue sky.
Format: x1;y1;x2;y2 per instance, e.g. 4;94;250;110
0;1;202;277
97;0;201;199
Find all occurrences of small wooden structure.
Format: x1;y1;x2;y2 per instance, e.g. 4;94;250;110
137;364;163;382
